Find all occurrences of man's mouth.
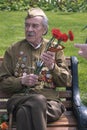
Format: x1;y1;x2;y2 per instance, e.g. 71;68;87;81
27;32;35;37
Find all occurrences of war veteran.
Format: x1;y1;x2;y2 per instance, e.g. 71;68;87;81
0;8;72;130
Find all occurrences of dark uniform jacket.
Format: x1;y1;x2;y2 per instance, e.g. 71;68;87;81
0;39;72;100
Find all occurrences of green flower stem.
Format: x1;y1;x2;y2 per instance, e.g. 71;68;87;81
34;62;44;75
45;37;54;51
54;39;61;48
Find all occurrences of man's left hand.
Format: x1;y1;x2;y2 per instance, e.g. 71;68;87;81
41;51;55;70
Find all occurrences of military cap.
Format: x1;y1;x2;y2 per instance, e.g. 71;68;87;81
27;8;47;19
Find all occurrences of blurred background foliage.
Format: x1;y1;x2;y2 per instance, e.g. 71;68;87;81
0;0;87;12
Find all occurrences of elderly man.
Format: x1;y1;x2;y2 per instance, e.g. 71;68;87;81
0;8;72;130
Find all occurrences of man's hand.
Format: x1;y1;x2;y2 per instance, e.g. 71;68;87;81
41;51;55;70
74;44;87;59
21;74;38;87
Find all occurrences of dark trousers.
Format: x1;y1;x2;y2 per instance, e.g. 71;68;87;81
8;94;64;130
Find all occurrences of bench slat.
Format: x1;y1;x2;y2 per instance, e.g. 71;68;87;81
58;91;72;98
47;112;77;127
0;91;72;98
0;100;72;110
0;91;12;98
47;127;77;130
0;101;7;109
0;90;72;99
62;100;72;109
0;90;72;98
12;127;77;130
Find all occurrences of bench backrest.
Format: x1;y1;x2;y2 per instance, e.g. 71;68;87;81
0;57;74;114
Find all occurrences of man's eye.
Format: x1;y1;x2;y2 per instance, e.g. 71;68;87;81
33;24;39;28
25;23;40;28
25;24;30;27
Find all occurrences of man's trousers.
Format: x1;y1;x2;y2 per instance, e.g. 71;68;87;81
7;94;65;130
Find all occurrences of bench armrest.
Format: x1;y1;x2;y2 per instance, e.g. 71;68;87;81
71;56;87;129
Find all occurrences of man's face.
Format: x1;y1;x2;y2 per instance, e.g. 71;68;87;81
25;16;46;46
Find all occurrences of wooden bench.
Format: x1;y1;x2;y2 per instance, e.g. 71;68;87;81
0;56;87;130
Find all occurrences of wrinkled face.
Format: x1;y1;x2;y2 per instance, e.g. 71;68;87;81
25;16;46;46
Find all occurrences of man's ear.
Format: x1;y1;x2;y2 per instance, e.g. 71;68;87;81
43;28;48;35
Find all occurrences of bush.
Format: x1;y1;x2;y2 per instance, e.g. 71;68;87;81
0;0;87;12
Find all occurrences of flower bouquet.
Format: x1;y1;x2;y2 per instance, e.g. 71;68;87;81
34;28;74;75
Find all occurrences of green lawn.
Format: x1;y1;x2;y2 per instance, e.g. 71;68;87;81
0;11;87;104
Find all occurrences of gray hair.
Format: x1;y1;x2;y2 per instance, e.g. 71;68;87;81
41;16;48;35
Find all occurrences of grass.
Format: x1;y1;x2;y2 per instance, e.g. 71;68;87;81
0;10;87;104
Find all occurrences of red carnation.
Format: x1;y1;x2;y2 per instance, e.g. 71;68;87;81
61;33;68;42
52;29;62;40
68;30;74;41
46;28;74;52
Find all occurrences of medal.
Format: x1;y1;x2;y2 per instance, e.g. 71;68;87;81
20;51;24;55
22;56;27;62
21;64;25;68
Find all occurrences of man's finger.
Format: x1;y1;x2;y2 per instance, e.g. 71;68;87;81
74;44;87;49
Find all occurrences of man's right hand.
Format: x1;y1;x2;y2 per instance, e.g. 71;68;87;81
21;73;38;87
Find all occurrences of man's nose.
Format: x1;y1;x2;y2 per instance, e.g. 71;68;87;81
27;25;33;31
